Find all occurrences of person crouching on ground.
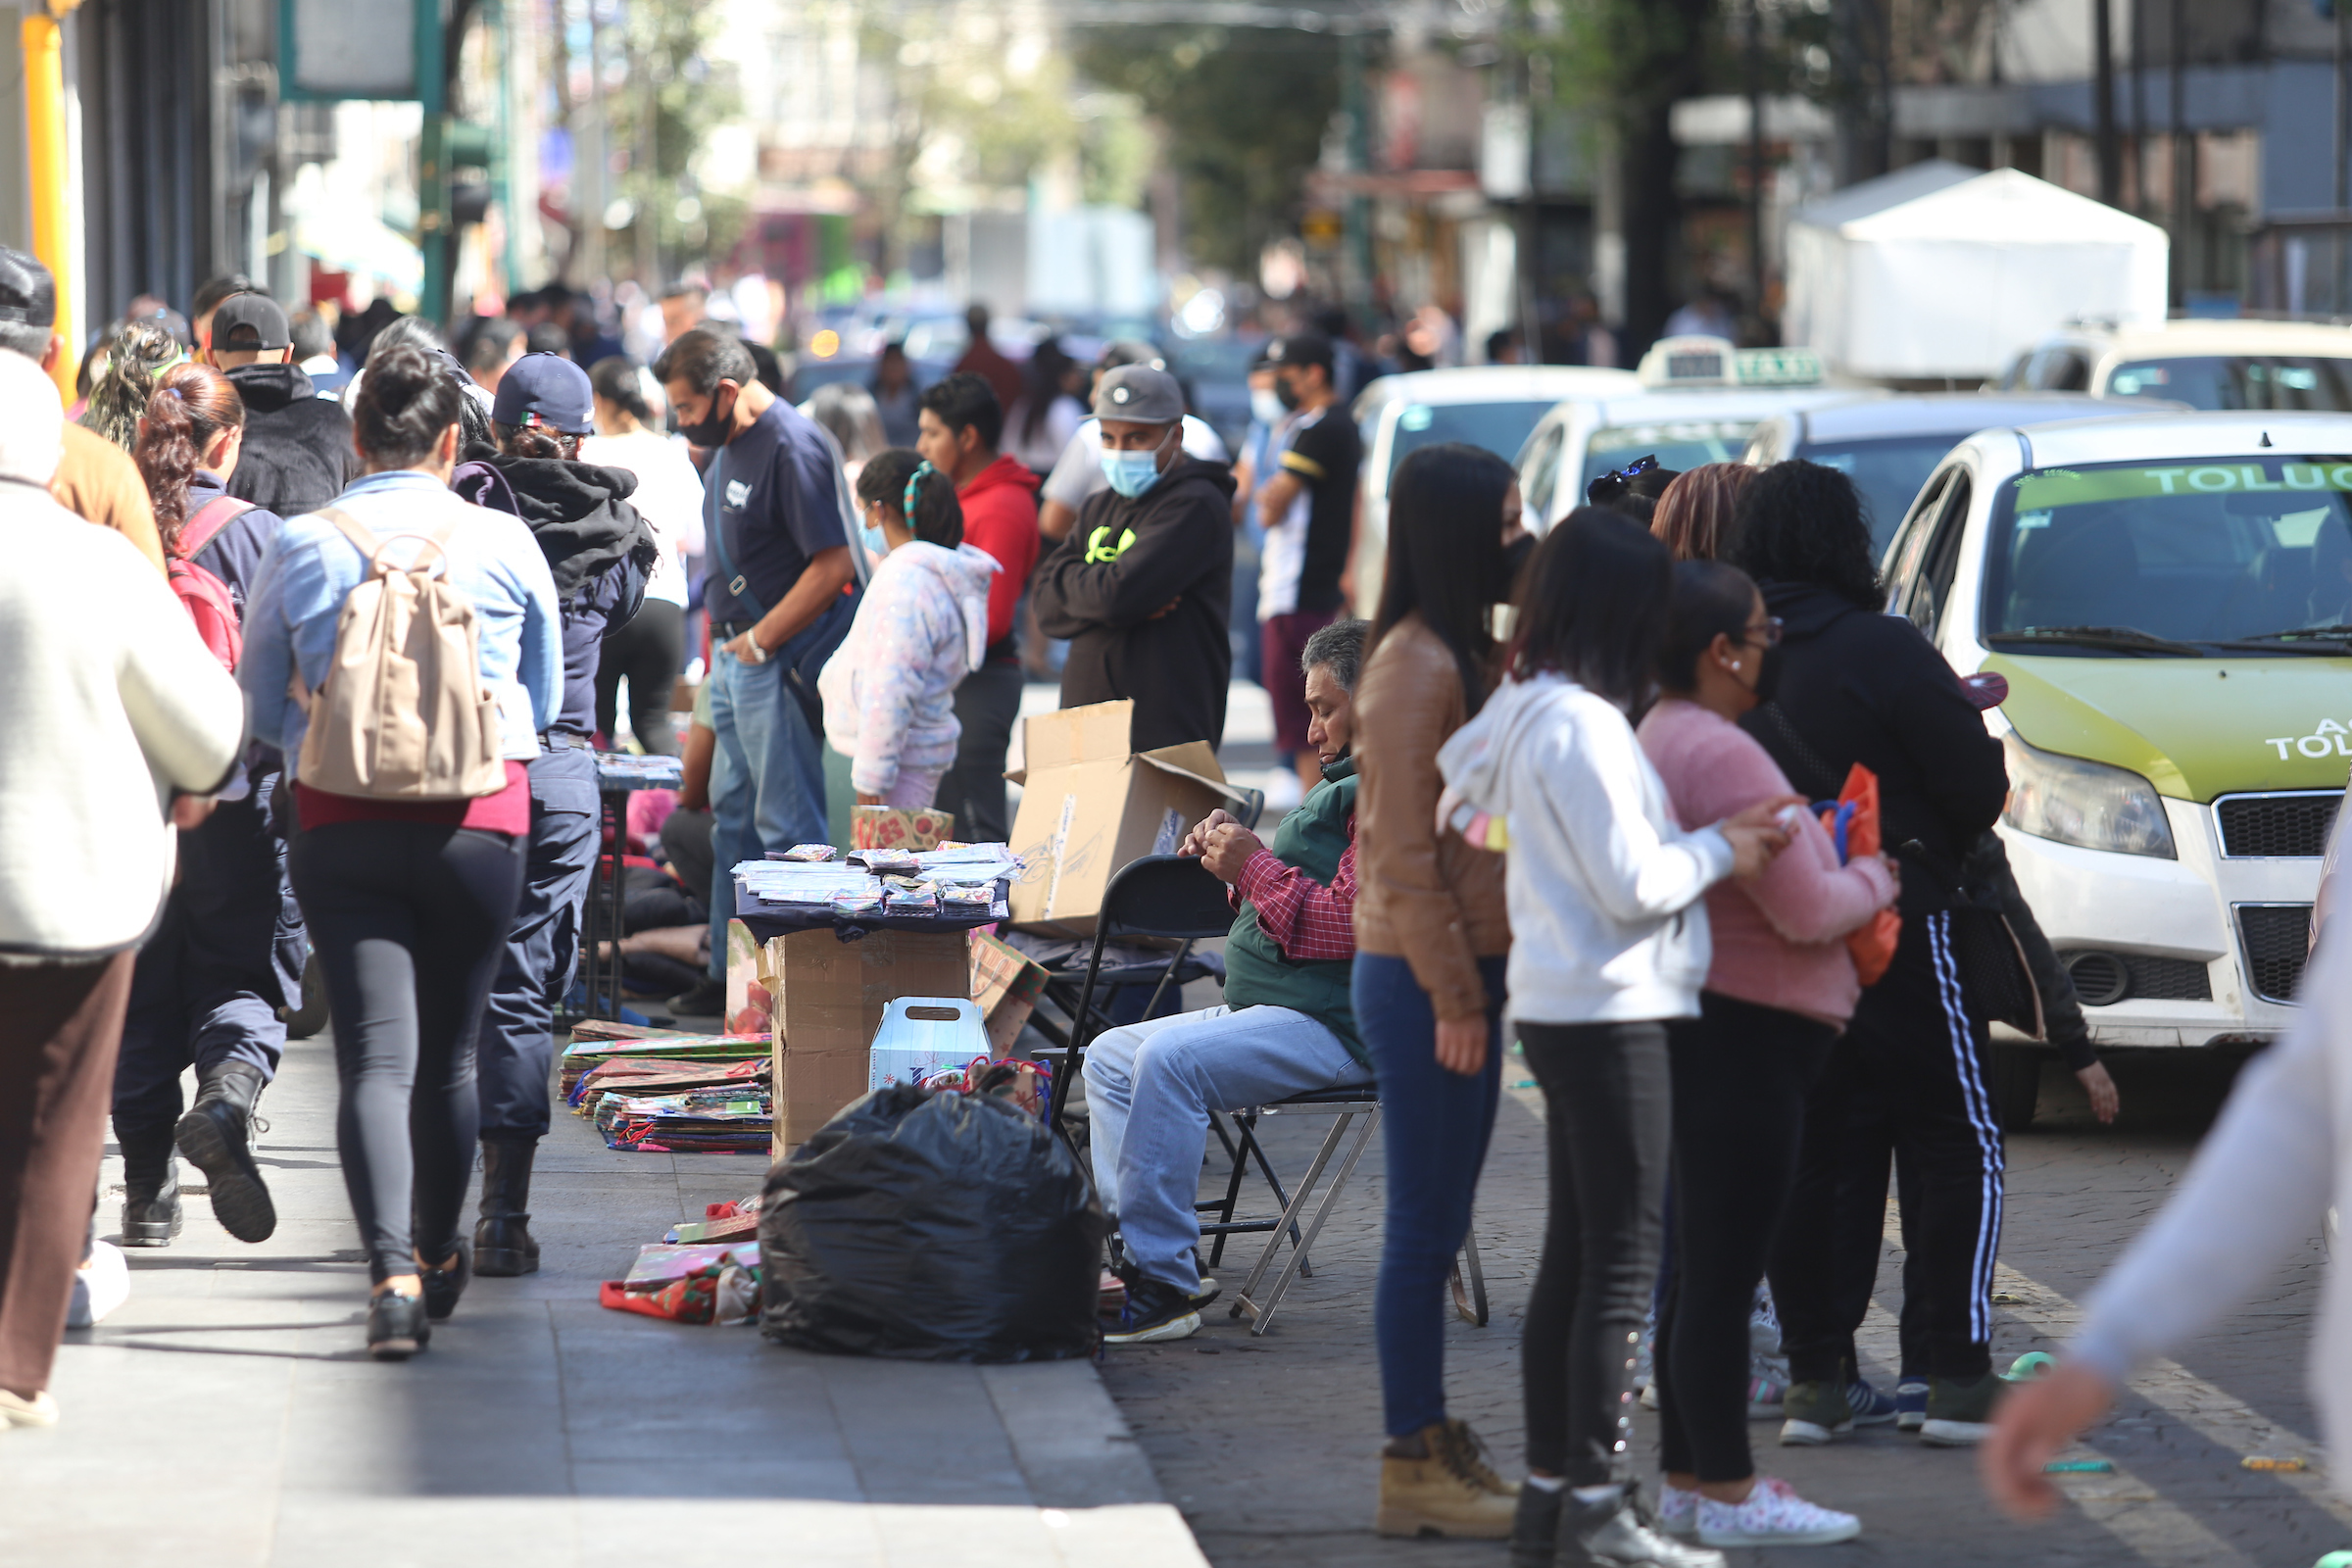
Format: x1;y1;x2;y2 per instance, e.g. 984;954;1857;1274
817;452;1002;811
1086;618;1373;1346
0;350;244;1429
1635;560;1898;1550
1437;510;1792;1568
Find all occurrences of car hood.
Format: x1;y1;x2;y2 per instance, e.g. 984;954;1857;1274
1984;652;2352;802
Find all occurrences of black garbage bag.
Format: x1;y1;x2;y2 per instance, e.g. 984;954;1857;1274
760;1084;1106;1361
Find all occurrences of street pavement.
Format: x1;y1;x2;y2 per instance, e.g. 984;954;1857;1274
0;1030;1208;1568
1097;1046;2351;1566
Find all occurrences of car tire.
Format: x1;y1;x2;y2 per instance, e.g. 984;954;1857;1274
281;952;329;1041
1986;1043;2040;1132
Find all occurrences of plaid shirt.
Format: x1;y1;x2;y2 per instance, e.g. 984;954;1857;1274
1231;817;1359;962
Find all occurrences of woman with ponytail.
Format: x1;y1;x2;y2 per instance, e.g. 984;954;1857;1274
816;449;1000;810
109;363;307;1260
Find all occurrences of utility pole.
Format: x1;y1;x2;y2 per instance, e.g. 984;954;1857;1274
2093;0;2120;206
2168;0;2186;308
1341;32;1373;310
1745;0;1768;330
417;0;451;323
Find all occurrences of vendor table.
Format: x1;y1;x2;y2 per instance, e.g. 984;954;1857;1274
572;753;685;1023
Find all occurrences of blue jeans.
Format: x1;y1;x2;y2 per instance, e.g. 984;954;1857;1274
706;650;829;979
475;744;601;1142
1356;953;1507;1440
1083;1004;1363;1293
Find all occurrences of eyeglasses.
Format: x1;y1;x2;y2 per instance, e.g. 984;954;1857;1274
1741;616;1785;649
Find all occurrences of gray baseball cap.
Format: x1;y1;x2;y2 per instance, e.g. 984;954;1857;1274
1093;363;1183;423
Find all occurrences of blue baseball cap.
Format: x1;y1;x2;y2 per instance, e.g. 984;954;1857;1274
492;351;594;434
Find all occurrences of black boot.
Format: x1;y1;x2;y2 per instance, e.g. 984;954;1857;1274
174;1061;277;1243
117;1120;181;1248
473;1139;541;1277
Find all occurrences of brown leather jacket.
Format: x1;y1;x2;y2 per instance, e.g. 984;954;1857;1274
1351;613;1510;1020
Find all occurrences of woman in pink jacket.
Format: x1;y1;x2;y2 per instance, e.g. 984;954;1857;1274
1633;560;1899;1549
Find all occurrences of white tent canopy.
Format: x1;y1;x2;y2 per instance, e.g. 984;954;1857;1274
1782;161;2169;381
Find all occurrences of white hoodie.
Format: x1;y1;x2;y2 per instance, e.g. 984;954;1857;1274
1437;673;1734;1024
817;541;1000;796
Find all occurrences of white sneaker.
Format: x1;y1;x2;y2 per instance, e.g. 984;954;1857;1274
67;1241;128;1329
1655;1481;1700;1537
1695;1477;1861;1547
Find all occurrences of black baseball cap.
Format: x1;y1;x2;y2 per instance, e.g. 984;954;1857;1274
212;293;291;352
1263;331;1334;373
493;351;596;434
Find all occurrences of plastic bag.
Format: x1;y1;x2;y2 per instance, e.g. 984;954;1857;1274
1823;763;1901;987
760;1084;1105;1361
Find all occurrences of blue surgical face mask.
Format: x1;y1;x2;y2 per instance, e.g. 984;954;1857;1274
1250;387;1286;426
1100;428;1174;500
858;505;890;558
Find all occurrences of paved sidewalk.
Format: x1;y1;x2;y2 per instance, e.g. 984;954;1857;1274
2;1030;1207;1568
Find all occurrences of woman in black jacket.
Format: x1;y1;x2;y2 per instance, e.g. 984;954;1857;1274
1729;460;2014;1449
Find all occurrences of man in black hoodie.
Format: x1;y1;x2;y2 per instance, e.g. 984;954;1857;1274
1732;460;2014;1450
451;353;659;1277
208;292;358;515
1032;364;1235;752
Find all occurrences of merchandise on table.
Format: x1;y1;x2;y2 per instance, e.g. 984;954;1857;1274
731;842;1016;937
592;752;686;789
781;844;837;862
596;1086;774;1152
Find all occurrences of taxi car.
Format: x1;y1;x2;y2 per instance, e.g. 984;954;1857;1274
1991;318;2352;411
1880;410;2352;1111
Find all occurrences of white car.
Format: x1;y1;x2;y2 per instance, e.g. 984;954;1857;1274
1515;338;1867;529
1992;318;2352;411
1879;409;2352;1094
1350;365;1640;613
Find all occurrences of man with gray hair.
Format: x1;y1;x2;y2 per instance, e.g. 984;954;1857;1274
1089;618;1371;1345
1030;362;1235;752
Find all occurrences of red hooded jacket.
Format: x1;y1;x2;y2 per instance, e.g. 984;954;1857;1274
957;454;1042;652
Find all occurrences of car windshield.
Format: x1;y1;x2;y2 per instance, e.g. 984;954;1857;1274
1388;399;1558;479
2106;357;2352;411
1581;420;1758;498
1796;434;1965;558
1981;457;2352;654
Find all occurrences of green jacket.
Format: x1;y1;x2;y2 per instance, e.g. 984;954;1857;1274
1223;756;1362;1065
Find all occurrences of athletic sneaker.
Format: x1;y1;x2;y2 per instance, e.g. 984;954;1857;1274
1695;1477;1862;1547
1920;1372;2005;1446
1188;1275;1222;1310
1746;1368;1788;1420
1895;1378;1930;1432
1846;1378;1900;1426
1655;1481;1700;1537
1779;1378;1854;1446
1100;1275;1200;1345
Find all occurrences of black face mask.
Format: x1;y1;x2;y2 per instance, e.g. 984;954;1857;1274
1501;531;1537;586
1274;375;1302;412
676;384;738;448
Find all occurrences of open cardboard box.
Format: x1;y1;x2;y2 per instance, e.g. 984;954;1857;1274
1004;700;1250;940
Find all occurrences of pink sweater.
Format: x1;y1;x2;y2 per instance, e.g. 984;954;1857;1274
1636;699;1898;1026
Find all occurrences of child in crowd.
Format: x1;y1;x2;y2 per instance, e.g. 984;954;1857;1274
817;451;1000;810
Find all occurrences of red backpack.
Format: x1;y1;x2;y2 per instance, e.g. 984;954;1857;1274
168;495;251;671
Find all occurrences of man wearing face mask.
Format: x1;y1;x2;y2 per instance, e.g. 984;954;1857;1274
1253;332;1361;797
1030;364;1235;752
652;327;858;1018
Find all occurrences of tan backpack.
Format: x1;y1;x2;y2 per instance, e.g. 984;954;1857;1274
295;507;509;800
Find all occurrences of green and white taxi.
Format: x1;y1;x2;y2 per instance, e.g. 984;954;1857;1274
1882;410;2352;1070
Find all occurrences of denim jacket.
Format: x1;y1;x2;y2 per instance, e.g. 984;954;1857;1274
238;469;562;774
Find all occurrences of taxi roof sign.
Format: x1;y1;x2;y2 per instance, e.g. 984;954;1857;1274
1636;334;1824;389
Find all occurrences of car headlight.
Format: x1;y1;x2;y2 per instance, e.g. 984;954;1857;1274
2002;732;2176;858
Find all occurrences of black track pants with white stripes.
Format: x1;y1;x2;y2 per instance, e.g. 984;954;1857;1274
1769;910;2005;1385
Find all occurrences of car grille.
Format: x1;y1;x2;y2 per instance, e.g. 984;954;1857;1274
2236;905;2314;1004
2215;792;2341;858
2059;951;2212;1005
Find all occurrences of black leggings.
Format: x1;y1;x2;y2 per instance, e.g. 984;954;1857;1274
288;822;525;1284
1655;992;1838;1482
595;598;686;756
1520;1019;1672;1485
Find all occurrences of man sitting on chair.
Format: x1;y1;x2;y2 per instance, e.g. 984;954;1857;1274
1090;617;1370;1346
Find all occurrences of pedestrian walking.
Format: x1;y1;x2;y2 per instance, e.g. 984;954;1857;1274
210;292;360;517
913;372;1039;841
1435;509;1790;1568
952;302;1024;417
1030;363;1234;753
1254;331;1361;796
239;343;561;1358
1728;460;2012;1447
78;317;184;450
582;353;704;756
817;452;999;810
868;341;922;448
0;350;244;1428
451;353;658;1275
112;363;307;1250
1648;464;1757;564
653;328;858;1018
1348;442;1521;1540
1635;560;1896;1548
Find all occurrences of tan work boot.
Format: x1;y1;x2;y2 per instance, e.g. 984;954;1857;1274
1376;1417;1521;1539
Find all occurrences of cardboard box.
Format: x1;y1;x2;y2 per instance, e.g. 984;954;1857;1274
851;805;956;852
968;929;1050;1054
767;927;971;1155
1004;700;1246;938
